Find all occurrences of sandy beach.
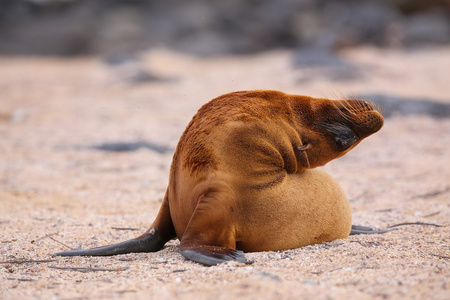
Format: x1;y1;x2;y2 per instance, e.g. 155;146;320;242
1;46;449;299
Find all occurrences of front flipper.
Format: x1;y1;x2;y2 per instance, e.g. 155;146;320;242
350;225;397;235
178;191;252;266
56;231;165;256
180;246;252;266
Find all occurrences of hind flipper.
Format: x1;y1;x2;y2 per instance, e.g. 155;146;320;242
56;231;165;256
56;190;176;256
350;225;397;235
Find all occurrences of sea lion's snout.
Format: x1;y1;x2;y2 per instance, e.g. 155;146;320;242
357;109;384;133
335;99;384;137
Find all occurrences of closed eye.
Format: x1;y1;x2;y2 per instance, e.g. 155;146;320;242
315;122;359;151
335;133;357;150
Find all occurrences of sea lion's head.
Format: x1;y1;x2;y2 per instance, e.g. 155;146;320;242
290;96;384;169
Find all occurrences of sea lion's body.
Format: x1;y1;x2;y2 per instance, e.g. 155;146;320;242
57;90;384;265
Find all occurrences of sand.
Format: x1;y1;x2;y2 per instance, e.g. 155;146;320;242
0;47;449;299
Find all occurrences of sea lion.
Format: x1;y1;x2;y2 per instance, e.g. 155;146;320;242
56;90;388;266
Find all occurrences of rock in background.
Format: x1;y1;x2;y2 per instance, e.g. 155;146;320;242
0;0;449;57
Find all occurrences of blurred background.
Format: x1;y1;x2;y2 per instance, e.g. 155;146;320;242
1;0;449;57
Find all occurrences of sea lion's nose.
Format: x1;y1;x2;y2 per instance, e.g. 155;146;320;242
333;99;384;136
357;110;384;134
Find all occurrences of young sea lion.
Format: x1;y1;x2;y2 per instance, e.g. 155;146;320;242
56;90;388;265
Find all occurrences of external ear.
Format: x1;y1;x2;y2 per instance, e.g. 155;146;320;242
296;138;312;169
297;143;311;151
296;133;312;151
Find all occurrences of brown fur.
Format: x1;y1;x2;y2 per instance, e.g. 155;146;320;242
57;90;384;265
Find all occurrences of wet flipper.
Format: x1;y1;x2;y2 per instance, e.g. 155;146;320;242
180;246;253;266
350;225;397;235
178;191;251;266
56;232;166;256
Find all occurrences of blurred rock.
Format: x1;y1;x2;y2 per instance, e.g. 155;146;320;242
400;10;450;46
0;0;448;56
365;94;450;118
87;141;173;153
293;47;365;82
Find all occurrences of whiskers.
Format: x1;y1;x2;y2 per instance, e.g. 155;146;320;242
368;99;384;117
330;93;384;121
330;99;357;122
